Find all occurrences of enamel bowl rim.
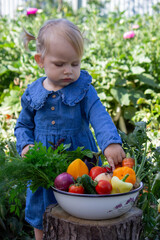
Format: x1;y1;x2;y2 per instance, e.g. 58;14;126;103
51;181;143;197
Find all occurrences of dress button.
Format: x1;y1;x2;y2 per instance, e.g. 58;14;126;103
52;95;56;98
51;120;55;125
51;106;55;111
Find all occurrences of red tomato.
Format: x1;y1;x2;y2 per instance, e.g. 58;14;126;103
103;165;112;173
68;184;85;194
95;180;112;194
89;166;106;180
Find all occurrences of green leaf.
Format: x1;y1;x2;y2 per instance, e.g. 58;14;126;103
123;106;136;119
151;173;160;198
0;66;7;75
98;92;107;100
82;149;93;158
111;87;130;106
129;90;145;105
10;205;16;213
144;89;154;94
131;66;145;74
117;65;129;71
137;98;147;104
137;74;158;87
135;54;151;64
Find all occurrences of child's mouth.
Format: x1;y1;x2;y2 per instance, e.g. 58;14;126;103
63;78;72;82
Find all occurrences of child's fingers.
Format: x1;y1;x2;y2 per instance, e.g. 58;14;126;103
21;144;34;157
121;149;126;159
107;156;116;171
117;149;126;163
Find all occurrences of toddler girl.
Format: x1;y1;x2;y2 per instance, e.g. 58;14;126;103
14;18;125;240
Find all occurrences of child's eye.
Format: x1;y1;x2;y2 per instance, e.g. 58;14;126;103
72;63;79;67
54;63;63;67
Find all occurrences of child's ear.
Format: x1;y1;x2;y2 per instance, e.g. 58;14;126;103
34;54;44;68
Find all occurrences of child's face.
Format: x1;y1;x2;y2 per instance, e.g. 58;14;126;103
35;35;81;91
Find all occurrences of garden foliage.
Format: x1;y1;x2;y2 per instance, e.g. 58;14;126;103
0;1;160;239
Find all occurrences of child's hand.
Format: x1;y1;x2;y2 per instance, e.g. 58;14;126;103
21;144;34;157
103;144;126;171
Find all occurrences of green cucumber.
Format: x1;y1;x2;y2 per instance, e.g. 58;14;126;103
81;174;97;194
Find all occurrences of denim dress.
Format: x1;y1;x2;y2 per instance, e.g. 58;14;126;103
14;70;122;229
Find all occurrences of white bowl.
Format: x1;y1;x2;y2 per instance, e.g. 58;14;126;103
52;182;143;220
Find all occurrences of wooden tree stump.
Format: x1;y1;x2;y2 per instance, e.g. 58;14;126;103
43;204;143;240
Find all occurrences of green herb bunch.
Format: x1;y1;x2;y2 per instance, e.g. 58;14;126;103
0;141;94;193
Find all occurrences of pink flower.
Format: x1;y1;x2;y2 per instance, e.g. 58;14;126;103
132;24;140;30
27;8;38;16
123;31;135;39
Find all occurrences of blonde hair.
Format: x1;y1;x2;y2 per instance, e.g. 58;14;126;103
22;18;84;58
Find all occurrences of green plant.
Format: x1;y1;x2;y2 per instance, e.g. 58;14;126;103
119;121;160;239
0;141;34;239
79;5;160;133
132;90;160;148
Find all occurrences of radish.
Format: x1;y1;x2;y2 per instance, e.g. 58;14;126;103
94;172;112;183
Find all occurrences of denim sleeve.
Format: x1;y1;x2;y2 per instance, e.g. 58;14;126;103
83;85;122;153
14;92;35;155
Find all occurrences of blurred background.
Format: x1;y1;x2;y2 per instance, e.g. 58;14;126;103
0;0;159;18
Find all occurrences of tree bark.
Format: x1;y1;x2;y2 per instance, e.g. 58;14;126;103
43;204;143;240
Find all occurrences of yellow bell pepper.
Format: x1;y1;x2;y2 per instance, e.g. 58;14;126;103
67;158;89;180
111;174;133;194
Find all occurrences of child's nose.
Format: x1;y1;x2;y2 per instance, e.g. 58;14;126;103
64;64;72;74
